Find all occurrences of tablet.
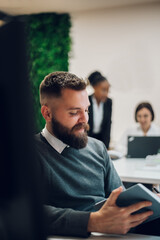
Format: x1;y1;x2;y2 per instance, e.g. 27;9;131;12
94;183;160;223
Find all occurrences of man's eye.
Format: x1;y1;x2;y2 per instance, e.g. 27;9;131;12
69;112;78;116
86;110;89;114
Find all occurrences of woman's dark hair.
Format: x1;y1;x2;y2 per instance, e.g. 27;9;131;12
88;71;108;86
135;102;155;122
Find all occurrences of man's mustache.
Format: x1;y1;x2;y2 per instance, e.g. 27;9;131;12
72;123;90;132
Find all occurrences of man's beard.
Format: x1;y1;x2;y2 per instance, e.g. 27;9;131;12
51;117;89;149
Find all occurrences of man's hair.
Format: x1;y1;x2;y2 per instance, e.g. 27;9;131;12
135;102;155;122
40;71;87;104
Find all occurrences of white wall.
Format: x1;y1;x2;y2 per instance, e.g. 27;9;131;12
69;2;160;147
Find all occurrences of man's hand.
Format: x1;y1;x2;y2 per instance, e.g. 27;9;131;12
88;186;153;235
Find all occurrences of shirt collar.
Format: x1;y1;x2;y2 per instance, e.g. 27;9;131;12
92;95;103;107
41;126;68;153
137;123;152;134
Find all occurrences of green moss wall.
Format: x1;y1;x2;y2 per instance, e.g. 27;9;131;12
26;13;71;132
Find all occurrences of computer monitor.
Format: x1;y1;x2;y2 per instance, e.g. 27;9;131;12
0;14;45;240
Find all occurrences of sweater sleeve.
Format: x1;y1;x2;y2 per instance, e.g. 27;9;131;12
44;205;91;238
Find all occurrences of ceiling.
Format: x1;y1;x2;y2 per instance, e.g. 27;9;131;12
0;0;160;16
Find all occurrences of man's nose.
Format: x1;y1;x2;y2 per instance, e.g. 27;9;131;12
79;111;88;123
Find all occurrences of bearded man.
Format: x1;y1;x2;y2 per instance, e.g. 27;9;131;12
35;72;154;237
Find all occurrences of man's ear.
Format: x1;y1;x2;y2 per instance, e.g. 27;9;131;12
41;105;52;122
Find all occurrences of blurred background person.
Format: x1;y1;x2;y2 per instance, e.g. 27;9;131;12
115;102;160;156
87;71;112;149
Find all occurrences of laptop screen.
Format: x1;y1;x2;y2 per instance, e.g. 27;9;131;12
127;136;160;158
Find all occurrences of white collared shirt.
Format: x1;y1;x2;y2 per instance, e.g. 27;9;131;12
41;126;67;153
92;95;104;134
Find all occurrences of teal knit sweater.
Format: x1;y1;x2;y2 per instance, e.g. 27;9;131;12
35;133;122;212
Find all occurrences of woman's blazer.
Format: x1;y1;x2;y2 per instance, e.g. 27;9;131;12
88;95;112;149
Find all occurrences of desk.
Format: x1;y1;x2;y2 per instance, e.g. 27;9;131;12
48;232;160;240
113;158;160;185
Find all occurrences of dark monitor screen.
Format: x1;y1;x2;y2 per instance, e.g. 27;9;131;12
127;136;160;158
0;15;45;240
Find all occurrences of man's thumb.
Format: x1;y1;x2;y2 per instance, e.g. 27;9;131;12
105;186;123;206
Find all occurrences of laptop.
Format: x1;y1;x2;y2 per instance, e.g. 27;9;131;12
127;136;160;158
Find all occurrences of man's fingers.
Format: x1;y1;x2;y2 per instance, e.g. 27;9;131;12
106;186;123;206
127;201;152;214
130;210;153;223
129;217;149;229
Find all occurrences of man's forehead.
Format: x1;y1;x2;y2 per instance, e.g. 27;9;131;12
52;88;90;108
61;88;88;99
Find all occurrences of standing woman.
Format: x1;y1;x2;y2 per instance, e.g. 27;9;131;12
87;71;112;149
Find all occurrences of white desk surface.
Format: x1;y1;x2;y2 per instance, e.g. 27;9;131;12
48;232;160;240
113;157;160;185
